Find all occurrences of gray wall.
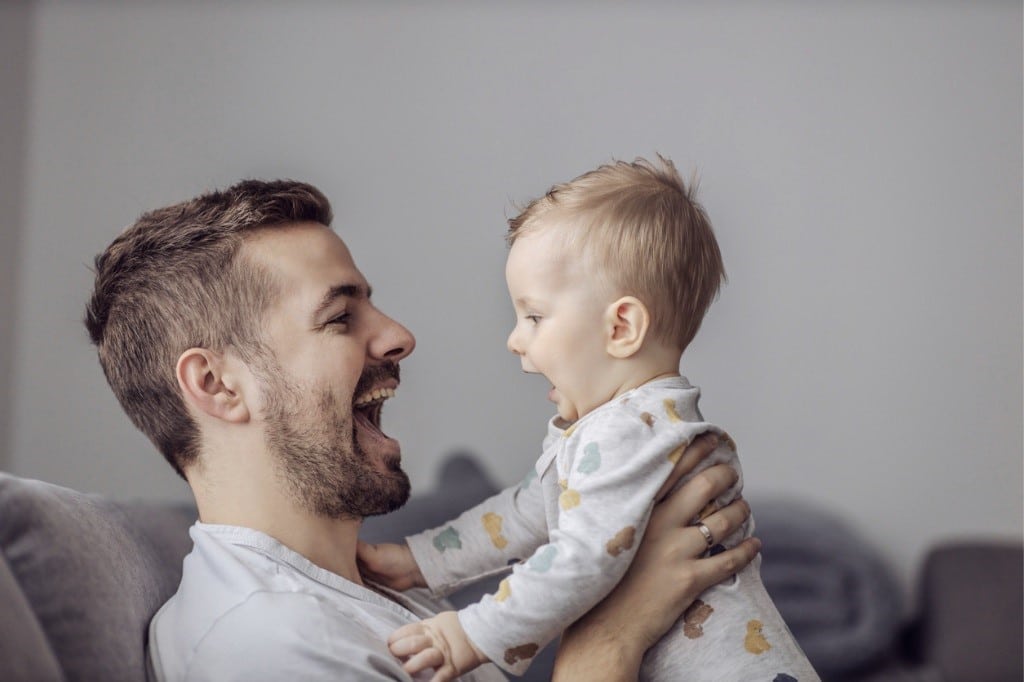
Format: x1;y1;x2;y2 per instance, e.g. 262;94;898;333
0;0;32;472
7;2;1022;604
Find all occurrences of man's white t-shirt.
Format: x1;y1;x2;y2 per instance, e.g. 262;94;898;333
148;523;506;681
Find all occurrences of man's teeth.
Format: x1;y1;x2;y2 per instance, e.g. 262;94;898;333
353;387;396;408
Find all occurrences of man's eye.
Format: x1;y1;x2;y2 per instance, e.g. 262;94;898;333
327;313;351;326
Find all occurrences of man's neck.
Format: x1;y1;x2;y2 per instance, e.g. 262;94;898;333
187;454;365;583
265;510;364;583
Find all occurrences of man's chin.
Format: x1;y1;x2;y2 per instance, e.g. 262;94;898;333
359;471;411;517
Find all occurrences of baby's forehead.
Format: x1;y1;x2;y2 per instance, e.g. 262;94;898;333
510;225;623;296
508;228;568;271
516;212;597;256
509;224;588;277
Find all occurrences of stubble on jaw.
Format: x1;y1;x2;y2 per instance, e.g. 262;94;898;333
258;362;411;520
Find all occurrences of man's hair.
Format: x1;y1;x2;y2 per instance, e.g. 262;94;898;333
84;180;333;478
507;155;725;352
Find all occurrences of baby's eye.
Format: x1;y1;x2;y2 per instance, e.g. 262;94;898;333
525;315;541;325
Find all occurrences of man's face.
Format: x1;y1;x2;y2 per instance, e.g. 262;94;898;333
243;222;416;518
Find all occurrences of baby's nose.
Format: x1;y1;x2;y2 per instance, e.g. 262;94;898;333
506;329;522;355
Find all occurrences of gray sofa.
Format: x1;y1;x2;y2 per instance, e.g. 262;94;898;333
2;457;1020;682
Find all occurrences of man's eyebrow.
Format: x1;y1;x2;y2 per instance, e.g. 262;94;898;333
313;283;372;320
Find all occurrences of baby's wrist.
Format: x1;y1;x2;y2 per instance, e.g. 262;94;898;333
405;550;426;586
467;635;490;668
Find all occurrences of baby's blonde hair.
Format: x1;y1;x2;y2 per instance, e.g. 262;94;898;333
508;155;725;352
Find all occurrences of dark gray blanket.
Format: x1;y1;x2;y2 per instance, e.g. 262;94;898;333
752;497;904;678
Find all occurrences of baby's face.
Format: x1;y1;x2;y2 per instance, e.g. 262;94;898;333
505;227;618;422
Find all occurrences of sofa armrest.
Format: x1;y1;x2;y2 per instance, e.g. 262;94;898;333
915;541;1023;682
0;551;64;682
0;472;195;682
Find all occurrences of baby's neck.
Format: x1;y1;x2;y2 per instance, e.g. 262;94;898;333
607;346;685;402
611;369;681;401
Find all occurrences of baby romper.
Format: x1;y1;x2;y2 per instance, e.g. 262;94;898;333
407;376;817;681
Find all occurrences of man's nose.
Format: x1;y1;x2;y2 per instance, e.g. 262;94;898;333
370;309;416;362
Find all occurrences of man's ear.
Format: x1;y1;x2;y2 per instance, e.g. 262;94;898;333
176;348;251;424
604;296;650;359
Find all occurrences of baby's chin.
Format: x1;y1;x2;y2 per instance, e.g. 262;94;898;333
555;403;580;423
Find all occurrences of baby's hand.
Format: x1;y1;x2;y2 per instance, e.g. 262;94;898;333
356;540;426;591
389;611;489;682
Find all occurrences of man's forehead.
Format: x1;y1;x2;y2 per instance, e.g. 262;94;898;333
245;222;358;273
243;222;369;304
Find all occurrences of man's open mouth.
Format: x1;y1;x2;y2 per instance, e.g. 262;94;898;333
353;387;396;431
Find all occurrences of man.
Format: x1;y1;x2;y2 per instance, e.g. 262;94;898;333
85;180;758;680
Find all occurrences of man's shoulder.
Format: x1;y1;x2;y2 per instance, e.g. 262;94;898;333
148;526;415;681
148;526;507;681
153;590;415;681
147;526;304;680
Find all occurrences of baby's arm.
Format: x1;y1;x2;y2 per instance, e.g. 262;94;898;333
389;611;488;682
405;469;549;596
375;477;547;678
358;462;547;594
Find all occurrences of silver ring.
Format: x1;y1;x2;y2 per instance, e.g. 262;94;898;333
696;522;714;548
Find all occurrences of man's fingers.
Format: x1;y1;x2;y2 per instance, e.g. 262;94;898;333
695;498;750;550
649;463;739;534
654;433;719;502
693;537;761;586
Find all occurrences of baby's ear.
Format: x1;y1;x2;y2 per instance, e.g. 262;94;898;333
176;348;251;424
605;296;649;359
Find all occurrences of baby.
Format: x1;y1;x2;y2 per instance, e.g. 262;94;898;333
359;156;817;681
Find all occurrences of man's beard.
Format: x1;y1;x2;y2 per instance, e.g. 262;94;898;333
259;364;411;520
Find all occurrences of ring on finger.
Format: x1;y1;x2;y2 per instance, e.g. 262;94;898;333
695;522;715;548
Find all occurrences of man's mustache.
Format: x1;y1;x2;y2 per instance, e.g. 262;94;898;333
353;362;401;398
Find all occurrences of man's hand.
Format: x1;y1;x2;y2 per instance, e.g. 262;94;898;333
552;433;761;681
388;611;490;682
356;541;426;591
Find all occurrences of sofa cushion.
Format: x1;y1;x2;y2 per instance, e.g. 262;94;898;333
0;473;195;682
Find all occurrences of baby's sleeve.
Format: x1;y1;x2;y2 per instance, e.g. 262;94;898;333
457;407;723;675
406;470;548;597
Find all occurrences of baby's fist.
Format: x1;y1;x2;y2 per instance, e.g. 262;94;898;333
356;540;426;591
389;611;489;682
